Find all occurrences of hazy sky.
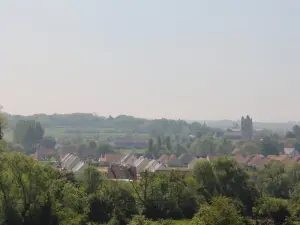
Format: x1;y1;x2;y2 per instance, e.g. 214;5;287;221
1;1;300;121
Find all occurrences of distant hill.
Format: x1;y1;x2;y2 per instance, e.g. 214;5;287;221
3;113;219;140
4;113;297;139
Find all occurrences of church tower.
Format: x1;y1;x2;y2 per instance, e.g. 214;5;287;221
241;115;253;141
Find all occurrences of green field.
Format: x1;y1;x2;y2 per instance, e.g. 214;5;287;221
4;127;149;143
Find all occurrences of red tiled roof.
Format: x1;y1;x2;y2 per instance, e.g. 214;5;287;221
247;154;269;168
267;154;289;162
244;155;255;164
59;147;77;158
234;154;247;164
35;148;58;160
290;156;300;163
99;154;123;163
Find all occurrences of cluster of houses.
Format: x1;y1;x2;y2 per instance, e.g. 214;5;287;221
33;136;300;180
233;152;300;169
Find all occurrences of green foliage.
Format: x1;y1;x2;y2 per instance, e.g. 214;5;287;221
128;215;153;225
256;161;290;198
0;109;8;151
239;141;261;156
215;138;233;155
260;137;281;157
0;152;89;225
193;157;258;216
191;137;216;156
40;136;56;148
253;197;290;224
14;120;45;154
191;137;234;156
2;135;300;224
192;196;244;225
83;166;102;194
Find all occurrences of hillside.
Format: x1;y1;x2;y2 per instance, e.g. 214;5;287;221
3;113;218;141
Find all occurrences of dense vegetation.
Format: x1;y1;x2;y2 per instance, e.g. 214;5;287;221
4;112;300;224
1;150;300;224
5;113;217;137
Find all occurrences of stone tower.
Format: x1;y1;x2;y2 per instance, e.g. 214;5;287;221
241;115;253;141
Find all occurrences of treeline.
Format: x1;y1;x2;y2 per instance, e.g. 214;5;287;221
5;113;219;137
2;150;300;224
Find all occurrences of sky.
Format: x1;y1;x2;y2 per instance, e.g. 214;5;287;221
1;0;300;122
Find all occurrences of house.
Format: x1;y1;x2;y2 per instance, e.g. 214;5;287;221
59;147;77;159
157;154;176;164
133;157;150;173
284;148;299;157
99;153;124;163
60;153;87;174
247;154;269;168
143;160;164;172
267;154;289;162
34;148;58;161
120;154;138;166
108;164;137;180
290;156;300;163
134;153;155;160
167;154;198;168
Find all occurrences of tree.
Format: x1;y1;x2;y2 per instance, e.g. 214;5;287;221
147;138;154;153
83;166;102;194
193;157;258;215
256;161;290;198
128;215;152;225
253;197;290;224
0;108;7;151
0;152;89;225
215;138;233;155
191;137;216;156
40;136;56;148
239;141;261;156
14;120;45;154
293;125;300;141
193;160;218;200
260;137;280;157
164;136;172;151
285;131;296;139
156;136;162;150
97;142;114;155
192;196;244;225
89;140;97;149
289;182;300;219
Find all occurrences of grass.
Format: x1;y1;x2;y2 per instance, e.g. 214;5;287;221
5;127;149;142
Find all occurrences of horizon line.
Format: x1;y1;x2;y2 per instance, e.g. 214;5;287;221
3;111;300;124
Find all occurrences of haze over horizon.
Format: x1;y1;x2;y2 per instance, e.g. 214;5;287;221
1;1;300;121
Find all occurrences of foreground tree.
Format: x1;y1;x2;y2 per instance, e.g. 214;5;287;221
0;152;89;225
192;196;244;225
253;197;290;225
0;107;8;151
256;161;290;198
193;157;258;215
